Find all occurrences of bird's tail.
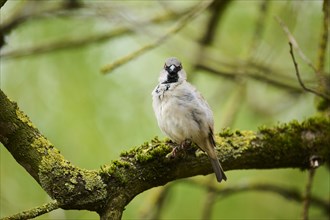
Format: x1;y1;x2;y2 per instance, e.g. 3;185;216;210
210;158;227;183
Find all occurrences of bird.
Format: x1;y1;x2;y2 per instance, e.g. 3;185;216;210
152;57;227;183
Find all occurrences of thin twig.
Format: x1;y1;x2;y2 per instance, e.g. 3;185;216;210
302;168;316;220
0;3;77;35
100;0;213;74
185;180;330;215
289;42;330;101
275;16;317;73
0;10;181;59
316;0;330;72
199;0;230;46
0;200;59;220
201;188;217;220
197;63;304;93
192;0;230;79
139;185;172;219
1;28;127;59
316;0;329;73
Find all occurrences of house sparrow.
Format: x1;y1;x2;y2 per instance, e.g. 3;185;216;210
152;57;227;182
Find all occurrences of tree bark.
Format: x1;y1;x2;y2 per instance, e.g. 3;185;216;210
1;88;329;218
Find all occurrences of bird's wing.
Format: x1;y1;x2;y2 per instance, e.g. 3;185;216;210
188;83;215;130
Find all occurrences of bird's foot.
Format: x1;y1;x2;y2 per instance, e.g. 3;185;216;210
166;145;183;159
166;139;193;159
181;139;192;149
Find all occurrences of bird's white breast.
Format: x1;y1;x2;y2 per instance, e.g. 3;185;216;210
152;82;210;144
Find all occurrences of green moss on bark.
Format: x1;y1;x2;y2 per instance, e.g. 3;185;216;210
120;137;172;163
1;88;329;219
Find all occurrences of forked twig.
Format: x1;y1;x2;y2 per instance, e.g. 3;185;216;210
276;16;317;73
289;42;330;101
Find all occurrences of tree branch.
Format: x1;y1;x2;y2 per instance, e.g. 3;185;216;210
139;184;172;219
1;88;329;219
302;168;316;220
289;42;330;101
0;1;83;36
1;201;59;220
199;0;231;46
186;180;330;215
316;0;329;73
275;16;317;73
196;61;304;94
0;9;183;60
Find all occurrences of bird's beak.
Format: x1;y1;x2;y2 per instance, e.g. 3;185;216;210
169;65;175;72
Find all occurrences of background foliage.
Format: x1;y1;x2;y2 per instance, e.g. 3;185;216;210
0;0;329;219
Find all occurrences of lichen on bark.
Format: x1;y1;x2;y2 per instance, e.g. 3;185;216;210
1;88;329;219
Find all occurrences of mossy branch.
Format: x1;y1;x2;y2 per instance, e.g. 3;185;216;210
1;201;59;220
1;88;329;219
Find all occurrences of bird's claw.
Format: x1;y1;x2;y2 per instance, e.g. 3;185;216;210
166;139;192;159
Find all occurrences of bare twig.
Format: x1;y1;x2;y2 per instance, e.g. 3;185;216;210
1;29;126;59
276;16;317;73
302;155;321;220
302;168;316;220
193;0;230;74
201;4;271;217
289;42;330;101
197;62;303;93
0;10;181;59
201;186;217;220
316;0;329;73
139;185;171;219
0;200;59;220
199;0;230;46
0;2;78;35
100;0;213;74
186;180;330;215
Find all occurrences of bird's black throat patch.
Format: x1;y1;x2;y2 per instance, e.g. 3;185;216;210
162;73;179;84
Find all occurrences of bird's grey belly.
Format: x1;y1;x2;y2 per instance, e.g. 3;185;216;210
158;98;200;144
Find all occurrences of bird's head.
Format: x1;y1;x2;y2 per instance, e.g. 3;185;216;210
159;57;186;84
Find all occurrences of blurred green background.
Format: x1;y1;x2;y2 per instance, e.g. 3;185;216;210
1;0;329;219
